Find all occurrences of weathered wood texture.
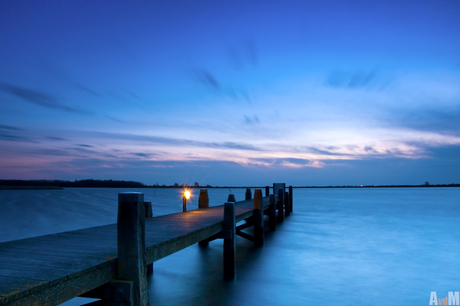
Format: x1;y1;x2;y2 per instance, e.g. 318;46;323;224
0;195;273;305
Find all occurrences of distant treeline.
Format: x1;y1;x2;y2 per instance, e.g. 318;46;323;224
0;179;146;189
297;183;460;188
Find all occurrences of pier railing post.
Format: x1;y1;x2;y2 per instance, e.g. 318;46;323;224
144;201;153;275
227;194;236;202
277;188;284;222
245;188;252;200
265;186;269;197
117;192;149;306
284;191;290;217
199;189;209;209
198;189;210;247
223;202;236;280
269;194;276;231
253;189;264;247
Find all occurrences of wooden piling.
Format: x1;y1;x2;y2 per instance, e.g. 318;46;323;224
144;201;153;275
265;186;269;197
223;202;236;280
198;189;210;246
227;194;236;202
284;191;290;216
144;202;152;218
277;188;284;222
269;194;276;231
245;188;252;200
199;189;209;209
253;189;264;247
117;192;149;306
289;185;293;212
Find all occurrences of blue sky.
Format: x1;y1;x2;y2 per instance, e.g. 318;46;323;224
1;0;459;186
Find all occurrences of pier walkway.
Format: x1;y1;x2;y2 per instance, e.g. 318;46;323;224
0;185;293;305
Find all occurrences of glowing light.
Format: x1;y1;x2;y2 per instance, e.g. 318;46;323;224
184;190;191;200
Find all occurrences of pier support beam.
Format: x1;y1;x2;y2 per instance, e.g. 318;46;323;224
223;202;236;280
253;189;264;247
117;192;149;306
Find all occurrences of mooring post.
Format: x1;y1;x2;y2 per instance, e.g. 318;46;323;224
284;191;290;216
199;189;209;208
117;192;149;306
198;189;210;247
223;202;236;280
245;188;252;200
277;188;284;222
289;186;293;212
269;194;276;231
144;201;153;275
253;189;264;247
144;202;152;218
227;194;236;202
265;186;269;197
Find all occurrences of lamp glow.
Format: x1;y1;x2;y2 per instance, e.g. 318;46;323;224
184;190;191;200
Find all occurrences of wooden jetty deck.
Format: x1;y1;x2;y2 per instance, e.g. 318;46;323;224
0;185;293;306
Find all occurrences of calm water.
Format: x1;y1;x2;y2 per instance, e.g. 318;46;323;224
1;187;459;305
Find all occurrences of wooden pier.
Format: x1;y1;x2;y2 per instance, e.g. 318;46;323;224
0;184;293;306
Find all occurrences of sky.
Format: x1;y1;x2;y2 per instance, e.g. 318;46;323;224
0;0;459;186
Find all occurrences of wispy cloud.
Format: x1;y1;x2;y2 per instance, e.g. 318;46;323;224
244;115;260;125
189;68;220;90
325;69;379;89
0;83;89;114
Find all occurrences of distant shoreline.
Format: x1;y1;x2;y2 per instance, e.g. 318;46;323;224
0;179;458;190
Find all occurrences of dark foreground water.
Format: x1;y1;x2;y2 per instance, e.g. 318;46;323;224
1;187;459;305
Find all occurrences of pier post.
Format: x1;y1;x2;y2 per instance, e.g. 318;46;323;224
253;189;264;247
269;194;276;231
265;186;269;197
284;191;290;217
289;186;293;212
245;188;252;200
198;189;210;247
144;202;152;218
144;201;153;275
277;189;284;222
117;192;149;306
223;202;236;280
227;194;236;202
199;189;209;208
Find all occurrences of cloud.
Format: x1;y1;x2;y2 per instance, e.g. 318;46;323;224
227;39;258;70
244;115;260;124
89;131;264;152
74;84;101;97
0;83;89;114
0;124;22;131
325;69;378;89
189;68;220;90
46;136;67;141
